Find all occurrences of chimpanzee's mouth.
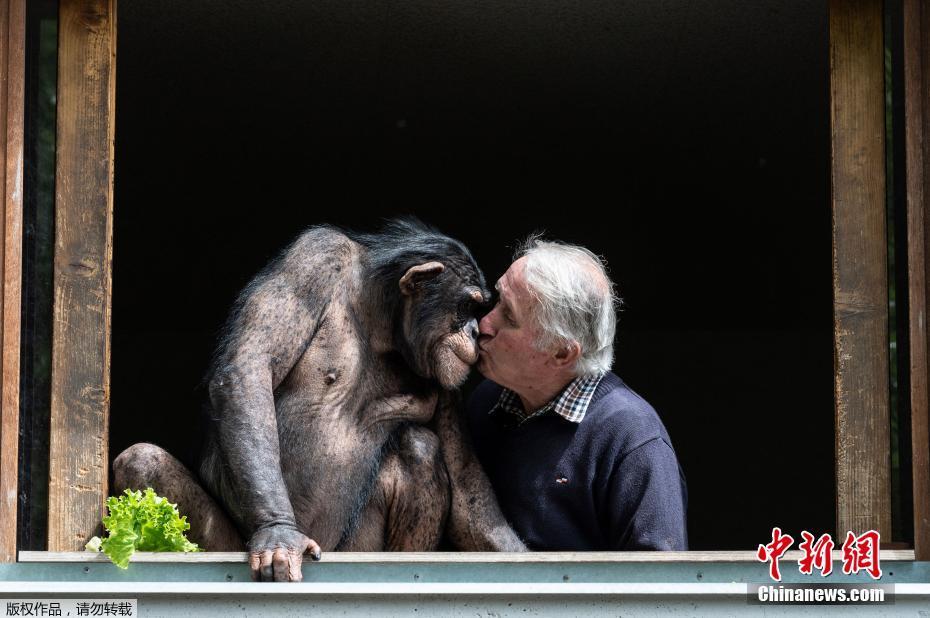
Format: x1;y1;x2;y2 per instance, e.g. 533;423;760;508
453;343;479;365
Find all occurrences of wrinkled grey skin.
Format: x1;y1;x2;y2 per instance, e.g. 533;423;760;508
113;221;525;582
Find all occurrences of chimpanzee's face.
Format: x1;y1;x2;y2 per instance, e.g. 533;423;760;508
399;259;490;388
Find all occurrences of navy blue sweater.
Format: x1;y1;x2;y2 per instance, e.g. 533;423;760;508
467;372;688;551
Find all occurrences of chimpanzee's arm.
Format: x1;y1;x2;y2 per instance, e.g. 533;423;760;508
208;228;353;581
432;392;527;551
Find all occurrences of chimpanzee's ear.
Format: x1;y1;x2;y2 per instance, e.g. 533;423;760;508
399;262;445;296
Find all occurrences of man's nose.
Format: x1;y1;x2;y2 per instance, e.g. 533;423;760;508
478;313;496;338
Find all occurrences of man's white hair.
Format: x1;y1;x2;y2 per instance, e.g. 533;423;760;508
516;235;621;377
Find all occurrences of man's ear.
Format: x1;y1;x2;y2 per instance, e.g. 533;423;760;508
552;340;581;368
399;262;445;296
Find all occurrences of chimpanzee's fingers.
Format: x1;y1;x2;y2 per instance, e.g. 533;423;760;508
287;548;304;582
272;547;290;582
259;549;275;581
305;537;322;562
249;552;262;582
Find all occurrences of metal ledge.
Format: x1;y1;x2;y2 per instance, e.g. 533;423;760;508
17;550;919;563
7;552;929;586
2;582;929;597
4;557;928;616
0;582;746;595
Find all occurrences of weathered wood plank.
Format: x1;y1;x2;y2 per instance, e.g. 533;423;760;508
15;550;920;563
0;0;25;564
48;0;116;552
830;0;891;539
905;0;930;561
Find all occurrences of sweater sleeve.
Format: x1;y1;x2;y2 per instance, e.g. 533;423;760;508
604;437;688;550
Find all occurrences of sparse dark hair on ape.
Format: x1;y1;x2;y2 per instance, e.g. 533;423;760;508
349;217;477;278
345;217;488;323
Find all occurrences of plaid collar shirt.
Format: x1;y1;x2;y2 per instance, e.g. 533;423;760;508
489;373;605;426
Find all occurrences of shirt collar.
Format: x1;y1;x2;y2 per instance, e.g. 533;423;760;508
489;373;605;425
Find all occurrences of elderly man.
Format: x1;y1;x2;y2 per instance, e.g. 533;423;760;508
467;237;688;551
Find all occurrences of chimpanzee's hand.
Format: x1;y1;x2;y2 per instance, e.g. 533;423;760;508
248;525;322;582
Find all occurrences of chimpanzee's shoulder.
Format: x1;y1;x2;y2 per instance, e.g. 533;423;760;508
291;225;359;255
273;226;361;273
236;227;361;299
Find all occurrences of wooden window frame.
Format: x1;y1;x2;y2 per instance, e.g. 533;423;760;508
903;0;930;561
0;0;927;561
46;0;115;553
0;0;25;564
830;0;892;541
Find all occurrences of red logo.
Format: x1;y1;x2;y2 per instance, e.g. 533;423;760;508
798;531;834;576
841;530;882;579
757;528;882;581
756;527;794;581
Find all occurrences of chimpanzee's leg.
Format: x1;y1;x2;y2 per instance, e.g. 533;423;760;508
341;426;450;551
111;443;245;551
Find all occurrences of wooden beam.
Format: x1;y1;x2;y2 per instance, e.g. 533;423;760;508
0;0;25;563
830;0;891;539
905;0;930;561
48;0;116;552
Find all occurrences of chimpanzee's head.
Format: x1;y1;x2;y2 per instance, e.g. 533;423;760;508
358;219;490;389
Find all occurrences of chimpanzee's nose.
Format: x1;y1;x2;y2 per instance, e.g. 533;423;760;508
467;318;480;341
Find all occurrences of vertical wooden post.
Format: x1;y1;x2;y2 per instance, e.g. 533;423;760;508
48;0;116;551
0;0;25;563
904;0;930;561
830;0;892;539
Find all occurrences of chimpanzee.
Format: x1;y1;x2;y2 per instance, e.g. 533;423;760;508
112;218;526;581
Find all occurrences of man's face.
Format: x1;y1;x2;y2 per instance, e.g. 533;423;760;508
476;257;553;392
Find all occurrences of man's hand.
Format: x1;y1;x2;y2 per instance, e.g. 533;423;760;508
248;525;322;582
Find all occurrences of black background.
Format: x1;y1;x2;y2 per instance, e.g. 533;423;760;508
111;0;834;549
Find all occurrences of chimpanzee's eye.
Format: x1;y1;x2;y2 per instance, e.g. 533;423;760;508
456;291;489;324
473;299;492;321
456;298;475;322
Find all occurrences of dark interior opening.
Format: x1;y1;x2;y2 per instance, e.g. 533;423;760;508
18;0;58;552
110;0;834;550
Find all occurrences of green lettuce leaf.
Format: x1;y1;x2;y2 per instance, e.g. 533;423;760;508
93;488;200;569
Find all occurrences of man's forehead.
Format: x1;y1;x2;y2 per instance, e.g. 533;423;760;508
493;279;509;309
496;260;530;305
495;272;514;298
